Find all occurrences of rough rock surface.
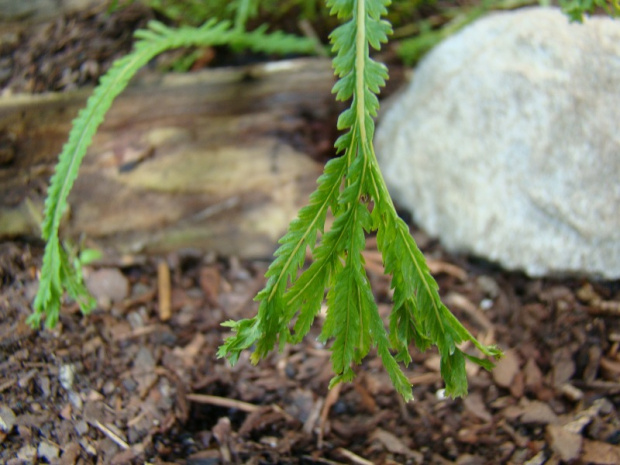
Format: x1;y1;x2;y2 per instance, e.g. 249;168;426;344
376;7;620;278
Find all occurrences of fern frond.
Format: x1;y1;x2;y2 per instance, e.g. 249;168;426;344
32;19;316;328
220;0;501;401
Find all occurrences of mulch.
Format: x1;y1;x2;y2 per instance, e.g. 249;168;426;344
1;237;619;464
0;2;153;94
1;2;620;464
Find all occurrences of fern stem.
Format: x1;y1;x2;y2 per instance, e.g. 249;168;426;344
355;0;368;146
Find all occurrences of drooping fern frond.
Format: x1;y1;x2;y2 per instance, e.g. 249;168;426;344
218;0;502;400
31;19;316;328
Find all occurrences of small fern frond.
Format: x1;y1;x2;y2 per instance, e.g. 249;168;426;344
32;19;316;328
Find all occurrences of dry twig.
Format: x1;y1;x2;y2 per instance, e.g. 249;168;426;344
186;393;260;413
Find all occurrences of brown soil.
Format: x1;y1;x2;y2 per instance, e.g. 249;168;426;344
1;2;620;465
1;238;620;465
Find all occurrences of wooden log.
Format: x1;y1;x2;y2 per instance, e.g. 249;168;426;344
0;58;336;258
0;0;102;23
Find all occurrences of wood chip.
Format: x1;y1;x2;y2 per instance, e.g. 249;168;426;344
493;349;520;388
523;358;543;391
318;382;341;449
564;398;610;434
519;400;558;425
445;292;494;332
157;261;171;321
559;383;584;402
212;417;232;463
581;439;620;464
238;407;285;436
132;346;157;397
546;424;582;462
302;397;323;435
58;442;81;465
600;356;620;381
427;258;468;281
463;392;492;422
583;345;602;382
186;393;260;413
199;266;221;306
371;428;423;462
336;447;375;465
552;347;576;386
0;404;15;434
409;372;442;386
93;421;129;450
37;442;59;462
172;333;205;366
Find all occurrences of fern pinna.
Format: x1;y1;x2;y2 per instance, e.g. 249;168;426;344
218;0;502;400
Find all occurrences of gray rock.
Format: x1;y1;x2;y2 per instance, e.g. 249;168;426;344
376;7;620;278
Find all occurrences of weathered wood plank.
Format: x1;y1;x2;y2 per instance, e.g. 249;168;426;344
0;58;336;258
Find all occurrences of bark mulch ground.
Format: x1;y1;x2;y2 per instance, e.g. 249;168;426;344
1;238;620;465
1;2;620;464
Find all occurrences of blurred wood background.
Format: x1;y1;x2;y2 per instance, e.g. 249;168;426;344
0;58;337;258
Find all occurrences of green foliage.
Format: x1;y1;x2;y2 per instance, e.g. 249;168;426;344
393;0;619;65
559;0;620;21
130;0;329;26
218;0;502;400
35;0;502;399
395;0;546;65
30;19;316;329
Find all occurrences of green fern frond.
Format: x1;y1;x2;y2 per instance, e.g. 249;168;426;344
31;19;316;329
219;0;501;401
